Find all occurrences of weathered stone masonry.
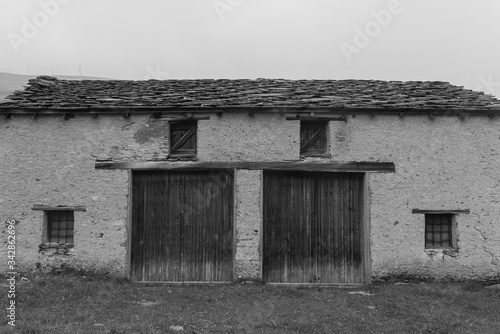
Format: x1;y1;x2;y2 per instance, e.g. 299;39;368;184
1;112;499;279
0;113;297;276
330;115;500;278
1;77;499;281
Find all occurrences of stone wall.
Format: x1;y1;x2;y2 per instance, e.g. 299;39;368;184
234;169;262;279
1;112;498;280
0;115;133;274
0;113;296;276
330;114;500;279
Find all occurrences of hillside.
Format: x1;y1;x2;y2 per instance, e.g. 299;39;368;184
0;72;110;101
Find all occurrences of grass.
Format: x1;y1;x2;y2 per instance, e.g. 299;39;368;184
3;271;500;334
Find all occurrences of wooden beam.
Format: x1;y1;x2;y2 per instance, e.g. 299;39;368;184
31;205;87;211
0;106;499;116
95;160;396;172
412;209;470;214
158;116;210;121
362;173;371;284
285;115;347;121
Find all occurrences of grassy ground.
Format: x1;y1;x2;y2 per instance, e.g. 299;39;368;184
3;272;500;334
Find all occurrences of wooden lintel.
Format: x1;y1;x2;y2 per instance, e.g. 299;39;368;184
412;209;470;214
95;161;396;173
285;115;347;122
32;206;87;212
158;115;210;121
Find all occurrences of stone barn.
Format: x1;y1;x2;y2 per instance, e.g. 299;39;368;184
1;76;499;284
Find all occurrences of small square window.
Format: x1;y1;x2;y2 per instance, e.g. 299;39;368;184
169;121;197;157
425;214;453;249
300;121;328;156
47;211;74;245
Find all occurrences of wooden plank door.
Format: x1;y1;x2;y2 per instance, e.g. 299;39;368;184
263;171;365;284
131;170;234;282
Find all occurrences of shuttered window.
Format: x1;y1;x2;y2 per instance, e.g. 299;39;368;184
425;214;452;249
47;211;74;245
170;121;197;157
300;121;328;156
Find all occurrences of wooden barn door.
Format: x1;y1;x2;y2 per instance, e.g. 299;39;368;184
263;171;365;284
131;170;234;282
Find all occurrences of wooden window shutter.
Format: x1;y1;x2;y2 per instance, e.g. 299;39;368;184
170;121;197;156
300;121;328;156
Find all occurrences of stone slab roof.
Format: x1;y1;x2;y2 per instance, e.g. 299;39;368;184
1;76;499;110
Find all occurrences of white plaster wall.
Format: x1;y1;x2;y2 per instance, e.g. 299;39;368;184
330;114;500;279
234;169;262;279
0;113;295;276
1;112;498;280
0;115;135;274
198;113;299;161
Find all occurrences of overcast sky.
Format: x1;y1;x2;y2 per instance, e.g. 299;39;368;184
1;0;499;97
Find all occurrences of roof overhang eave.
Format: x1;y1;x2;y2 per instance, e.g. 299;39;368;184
0;106;499;116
